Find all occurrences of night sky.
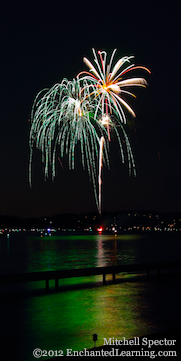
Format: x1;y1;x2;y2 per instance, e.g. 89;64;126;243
1;1;180;218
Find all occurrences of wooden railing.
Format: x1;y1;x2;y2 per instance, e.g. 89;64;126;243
0;260;181;291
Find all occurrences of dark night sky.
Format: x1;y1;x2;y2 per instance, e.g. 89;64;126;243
0;0;180;218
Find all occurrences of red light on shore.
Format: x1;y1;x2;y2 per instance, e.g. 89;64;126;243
97;227;103;233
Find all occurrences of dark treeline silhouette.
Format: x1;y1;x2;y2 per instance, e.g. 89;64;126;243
0;210;181;231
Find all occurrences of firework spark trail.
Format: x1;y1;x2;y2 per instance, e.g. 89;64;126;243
99;136;105;215
97;113;136;214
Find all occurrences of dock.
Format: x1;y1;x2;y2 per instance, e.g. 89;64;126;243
0;260;181;292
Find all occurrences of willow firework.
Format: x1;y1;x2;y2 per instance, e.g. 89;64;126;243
29;78;107;209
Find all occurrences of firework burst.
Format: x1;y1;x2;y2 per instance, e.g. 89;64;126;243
76;49;150;213
77;48;150;139
29;49;150;214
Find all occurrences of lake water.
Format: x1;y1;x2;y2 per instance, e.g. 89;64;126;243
0;231;181;360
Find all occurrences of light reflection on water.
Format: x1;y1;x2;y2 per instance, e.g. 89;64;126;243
0;233;143;274
0;232;181;361
2;231;181;275
2;275;181;361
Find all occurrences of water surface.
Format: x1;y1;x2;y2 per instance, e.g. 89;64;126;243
0;231;181;360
